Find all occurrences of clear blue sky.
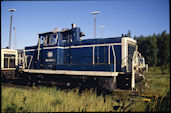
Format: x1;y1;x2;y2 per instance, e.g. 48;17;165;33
1;0;169;49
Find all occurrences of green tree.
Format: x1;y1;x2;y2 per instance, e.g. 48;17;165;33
146;35;157;66
134;35;148;64
157;30;170;66
134;30;170;67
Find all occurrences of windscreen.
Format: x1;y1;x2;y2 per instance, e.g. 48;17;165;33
128;43;136;72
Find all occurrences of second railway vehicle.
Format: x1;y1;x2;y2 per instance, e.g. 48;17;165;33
18;24;147;91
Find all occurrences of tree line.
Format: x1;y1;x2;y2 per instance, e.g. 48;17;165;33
132;30;170;67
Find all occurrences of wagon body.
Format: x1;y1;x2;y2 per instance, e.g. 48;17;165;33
1;48;18;80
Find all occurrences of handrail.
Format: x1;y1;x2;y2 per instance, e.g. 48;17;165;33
37;38;41;60
25;55;28;67
23;54;33;70
131;50;138;90
108;45;110;64
28;55;33;70
112;45;116;72
23;48;25;69
4;56;15;59
92;46;95;64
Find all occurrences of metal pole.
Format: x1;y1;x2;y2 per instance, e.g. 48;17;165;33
91;11;100;39
8;9;16;49
13;27;16;49
9;14;12;49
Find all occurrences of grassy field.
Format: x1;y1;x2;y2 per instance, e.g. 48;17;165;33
1;67;170;112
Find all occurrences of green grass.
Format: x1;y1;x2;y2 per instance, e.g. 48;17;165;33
1;66;170;112
142;67;170;96
2;87;117;112
2;86;153;112
139;66;170;112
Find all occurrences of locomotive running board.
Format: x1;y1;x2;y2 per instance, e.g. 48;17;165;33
23;69;119;77
1;68;16;71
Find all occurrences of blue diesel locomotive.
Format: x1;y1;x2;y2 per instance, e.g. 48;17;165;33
20;24;147;91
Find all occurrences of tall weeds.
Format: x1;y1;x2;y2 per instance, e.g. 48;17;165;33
1;67;170;112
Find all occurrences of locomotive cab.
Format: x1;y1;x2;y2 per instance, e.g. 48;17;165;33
38;24;85;47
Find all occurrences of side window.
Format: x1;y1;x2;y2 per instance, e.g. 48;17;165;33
61;33;72;43
49;34;57;45
4;54;15;68
95;46;108;64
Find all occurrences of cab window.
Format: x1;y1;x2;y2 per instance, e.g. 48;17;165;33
40;36;45;45
49;34;57;45
39;34;57;46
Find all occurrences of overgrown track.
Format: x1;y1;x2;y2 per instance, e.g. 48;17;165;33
2;79;162;112
3;75;168;112
1;72;151;98
1;72;117;93
1;76;143;98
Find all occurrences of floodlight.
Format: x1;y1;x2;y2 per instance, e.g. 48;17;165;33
90;11;100;38
8;9;16;12
8;8;16;49
90;11;100;15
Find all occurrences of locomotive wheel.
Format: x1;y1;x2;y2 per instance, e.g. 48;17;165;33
98;77;116;91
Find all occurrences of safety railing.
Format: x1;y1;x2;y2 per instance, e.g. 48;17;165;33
23;54;33;70
131;50;138;90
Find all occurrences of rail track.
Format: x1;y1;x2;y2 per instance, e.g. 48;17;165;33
1;76;145;98
1;72;158;103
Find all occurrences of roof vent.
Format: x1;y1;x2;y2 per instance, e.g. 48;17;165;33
72;23;76;28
